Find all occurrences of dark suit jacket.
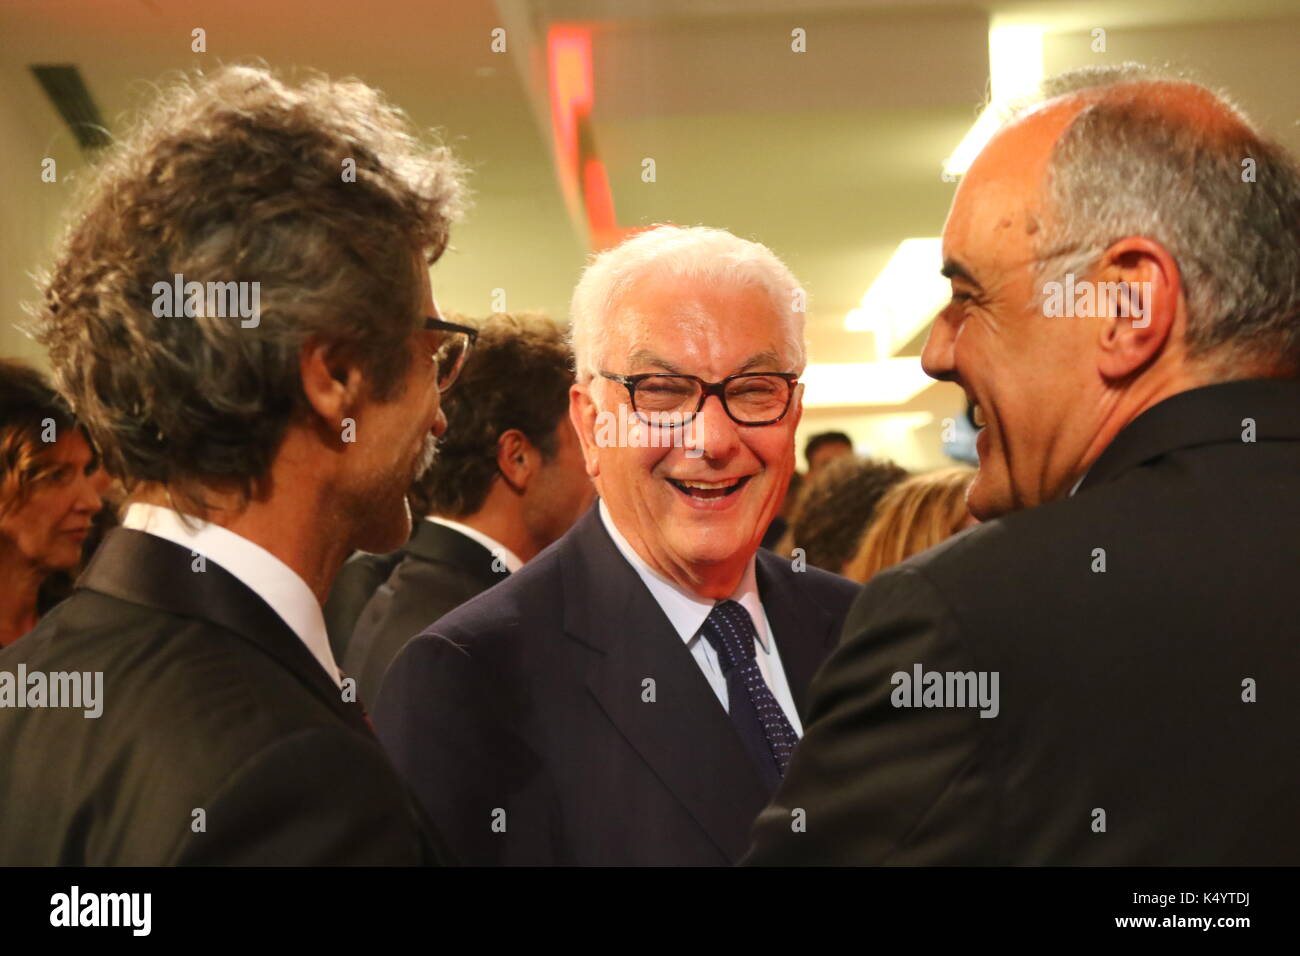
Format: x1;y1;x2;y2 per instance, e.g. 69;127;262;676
375;505;859;865
0;528;449;865
324;549;406;662
747;379;1300;865
345;520;508;706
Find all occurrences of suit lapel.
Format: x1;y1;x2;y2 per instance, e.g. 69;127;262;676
560;508;769;863
1079;378;1300;493
754;550;837;718
79;528;371;736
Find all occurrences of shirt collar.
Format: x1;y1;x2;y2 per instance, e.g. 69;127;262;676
1068;465;1091;497
121;502;341;687
425;516;524;573
597;498;770;652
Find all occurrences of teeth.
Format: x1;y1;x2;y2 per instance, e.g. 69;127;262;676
678;479;739;489
972;404;987;427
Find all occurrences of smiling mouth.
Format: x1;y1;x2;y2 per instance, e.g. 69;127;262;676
667;475;752;500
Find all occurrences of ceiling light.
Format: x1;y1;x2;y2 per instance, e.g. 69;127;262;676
843;238;948;360
801;358;933;407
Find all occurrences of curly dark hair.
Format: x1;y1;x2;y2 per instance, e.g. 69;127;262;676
789;454;908;573
32;64;467;511
409;313;573;519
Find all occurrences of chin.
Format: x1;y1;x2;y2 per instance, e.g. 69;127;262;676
356;496;412;554
966;475;1012;521
671;525;753;569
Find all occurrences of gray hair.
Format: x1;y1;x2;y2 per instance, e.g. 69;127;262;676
568;224;808;384
1018;64;1300;374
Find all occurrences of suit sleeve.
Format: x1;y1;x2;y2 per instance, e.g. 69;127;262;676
373;631;560;865
744;567;997;865
171;726;433;865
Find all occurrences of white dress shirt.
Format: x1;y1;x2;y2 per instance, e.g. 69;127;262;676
598;499;803;734
425;516;523;573
121;502;341;688
1068;465;1093;497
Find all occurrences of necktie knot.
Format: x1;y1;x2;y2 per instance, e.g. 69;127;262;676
701;600;758;672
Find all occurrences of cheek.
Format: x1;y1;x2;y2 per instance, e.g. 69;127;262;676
746;429;794;475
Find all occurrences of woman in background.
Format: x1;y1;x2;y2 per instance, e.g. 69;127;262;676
0;359;110;646
844;467;976;584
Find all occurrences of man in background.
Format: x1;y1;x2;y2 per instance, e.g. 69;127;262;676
803;430;853;474
345;313;593;705
748;65;1300;865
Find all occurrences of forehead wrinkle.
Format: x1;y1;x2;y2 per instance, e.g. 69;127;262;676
625;348;783;376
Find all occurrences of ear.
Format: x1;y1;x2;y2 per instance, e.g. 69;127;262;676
300;338;367;442
495;429;537;493
569;382;602;479
1093;237;1182;381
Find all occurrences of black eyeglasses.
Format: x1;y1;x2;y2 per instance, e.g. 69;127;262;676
600;371;800;427
424;317;478;392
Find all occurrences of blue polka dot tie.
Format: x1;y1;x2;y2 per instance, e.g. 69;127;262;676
700;600;798;793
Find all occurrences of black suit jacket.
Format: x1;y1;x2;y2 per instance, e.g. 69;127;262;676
323;549;406;662
375;505;859;865
0;528;449;865
747;379;1300;865
345;520;508;706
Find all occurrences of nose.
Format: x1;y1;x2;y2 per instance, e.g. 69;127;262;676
682;393;741;462
73;470;105;514
921;308;958;383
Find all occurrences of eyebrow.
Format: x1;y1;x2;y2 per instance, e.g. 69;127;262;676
940;258;982;289
626;349;784;375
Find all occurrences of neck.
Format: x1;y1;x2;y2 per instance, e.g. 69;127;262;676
445;482;542;562
0;547;44;646
1073;367;1206;492
602;503;749;600
133;479;355;607
674;562;747;601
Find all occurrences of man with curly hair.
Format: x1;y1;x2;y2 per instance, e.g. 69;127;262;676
0;65;468;865
337;312;593;706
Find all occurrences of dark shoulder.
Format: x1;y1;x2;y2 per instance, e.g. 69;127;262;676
10;589;360;788
757;546;860;609
411;535;568;648
341;549;403;586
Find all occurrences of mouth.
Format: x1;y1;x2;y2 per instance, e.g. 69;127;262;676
971;401;987;428
666;475;753;501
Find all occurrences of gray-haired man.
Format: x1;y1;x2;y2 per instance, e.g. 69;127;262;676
377;225;859;865
748;65;1300;865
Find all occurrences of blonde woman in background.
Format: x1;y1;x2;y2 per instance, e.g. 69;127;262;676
843;467;976;583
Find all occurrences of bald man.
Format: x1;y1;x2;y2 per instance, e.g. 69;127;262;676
746;64;1300;865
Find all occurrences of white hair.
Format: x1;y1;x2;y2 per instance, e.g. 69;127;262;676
568;224;808;383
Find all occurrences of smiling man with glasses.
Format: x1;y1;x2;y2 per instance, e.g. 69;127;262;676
375;225;858;865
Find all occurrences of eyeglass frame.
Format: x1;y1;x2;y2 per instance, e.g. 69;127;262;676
423;316;478;392
599;370;801;427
